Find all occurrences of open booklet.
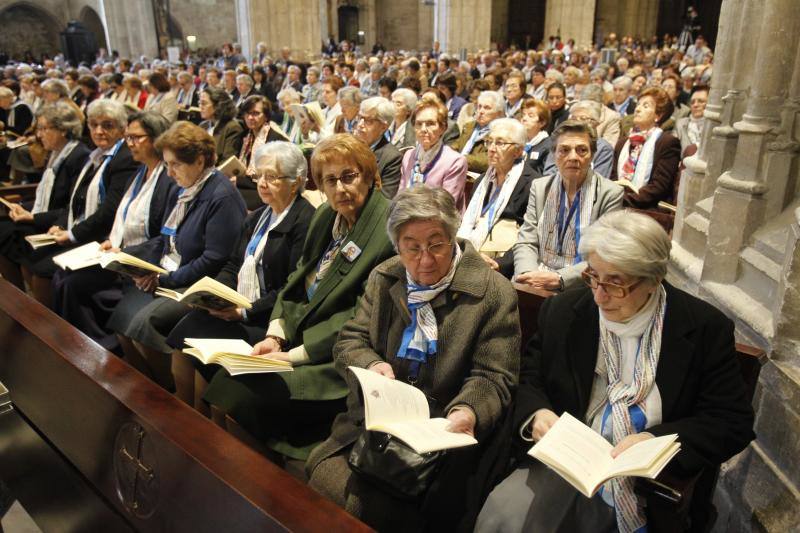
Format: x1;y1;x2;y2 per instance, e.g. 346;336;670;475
349;366;478;454
154;276;252;310
99;251;167;277
0;197;17;210
182;338;292;376
527;412;680;498
216;155;247;179
53;241;104;271
24;233;58;249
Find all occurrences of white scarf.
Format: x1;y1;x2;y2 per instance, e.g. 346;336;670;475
617;127;663;189
236;201;293;301
457;159;524;250
537;173;597;270
32;140;79;214
390;119;408;147
160;169;214;268
109;163;164;248
67;140;123;229
599;285;667;533
461;124;490;155
524;130;548;158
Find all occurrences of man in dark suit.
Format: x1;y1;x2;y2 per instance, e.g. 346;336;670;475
353;96;402;199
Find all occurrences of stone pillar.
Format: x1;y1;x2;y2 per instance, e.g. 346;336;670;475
435;0;492;56
543;0;596;49
102;0;158;59
702;0;799;283
244;0;321;61
491;0;509;47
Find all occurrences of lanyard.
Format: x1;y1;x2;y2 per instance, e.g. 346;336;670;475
556;186;581;257
480;180;502;221
411;142;444;185
121;165;149;223
246;208;273;256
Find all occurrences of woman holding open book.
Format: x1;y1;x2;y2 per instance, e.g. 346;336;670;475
201;134;395;464
307;186;520;532
108;121;246;391
51;111;177;352
475;211;755;533
166;141;315;411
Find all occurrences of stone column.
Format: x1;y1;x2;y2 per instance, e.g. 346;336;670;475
543;0;596;49
435;0;492;56
244;0;321;61
102;0;158;59
702;0;799;283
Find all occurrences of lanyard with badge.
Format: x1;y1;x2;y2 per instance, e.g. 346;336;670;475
556;185;582;262
411;142;444;186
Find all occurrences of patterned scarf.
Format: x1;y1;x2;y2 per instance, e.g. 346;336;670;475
538;173;596;270
307;213;349;299
32;140;79;214
396;244;462;375
160;169;214;262
599;285;667;533
618;127;663;189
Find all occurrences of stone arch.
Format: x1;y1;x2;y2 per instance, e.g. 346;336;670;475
79;5;107;51
0;2;62;61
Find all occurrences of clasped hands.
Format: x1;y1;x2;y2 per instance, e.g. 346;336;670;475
46;225;72;245
515;270;561;291
531;408;653;457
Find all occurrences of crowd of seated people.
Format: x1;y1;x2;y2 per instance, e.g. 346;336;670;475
0;32;754;533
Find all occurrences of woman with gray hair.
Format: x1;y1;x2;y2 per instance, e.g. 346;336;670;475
457;117;535;276
24;98;139;305
388;87;417;149
477;210;755;533
334;86;363;133
0;103;91;290
167;141;316;410
308;185;520;531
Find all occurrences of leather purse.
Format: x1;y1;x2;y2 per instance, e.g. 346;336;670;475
348;430;443;501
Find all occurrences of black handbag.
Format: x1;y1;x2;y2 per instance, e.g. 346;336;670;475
348;430;443;501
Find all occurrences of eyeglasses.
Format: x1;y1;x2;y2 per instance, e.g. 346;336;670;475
255;173;292;184
556;145;591;157
399;241;452;260
413;120;440;131
245;110;264;118
88;120;119;131
485;138;519;149
321;170;360;189
124;134;150;144
581;269;645;298
356;114;383;126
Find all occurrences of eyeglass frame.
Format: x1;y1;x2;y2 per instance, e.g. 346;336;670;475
398;240;453;261
253;173;293;184
124;133;150;144
485;138;520;149
581;268;646;298
88;120;122;131
321;169;361;190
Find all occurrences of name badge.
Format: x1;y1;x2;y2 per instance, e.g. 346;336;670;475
532;151;540;159
160;251;181;272
340;241;362;262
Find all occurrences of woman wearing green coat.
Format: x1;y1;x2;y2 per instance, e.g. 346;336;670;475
203;134;396;461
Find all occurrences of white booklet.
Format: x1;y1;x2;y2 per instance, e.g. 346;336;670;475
349;366;478;454
183;338;293;376
527;412;680;498
24;233;58;249
52;241;104;271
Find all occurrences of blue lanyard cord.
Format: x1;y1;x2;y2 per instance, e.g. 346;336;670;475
412;142;445;184
121;166;148;222
97;139;124;203
160;186;185;237
245;209;273;256
556;186;581;258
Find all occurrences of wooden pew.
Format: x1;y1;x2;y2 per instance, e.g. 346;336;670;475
0;183;37;205
0;279;372;533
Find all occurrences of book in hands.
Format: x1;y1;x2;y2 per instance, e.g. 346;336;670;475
182;338;292;376
616;178;640;193
53;241;104;271
99;251;167;277
24;233;58;249
349;366;478;454
216;155;247;178
0;197;16;210
154;276;252;311
527;412;680;498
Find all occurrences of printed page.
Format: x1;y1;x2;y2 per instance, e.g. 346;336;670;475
607;435;680;479
349;366;430;427
53;242;102;271
184;338;254;358
527;412;614;496
379;417;478;454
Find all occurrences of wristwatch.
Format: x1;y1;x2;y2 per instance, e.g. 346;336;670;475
265;335;286;349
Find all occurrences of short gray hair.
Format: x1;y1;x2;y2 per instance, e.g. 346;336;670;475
391;88;417;113
338;86;363;106
386;186;461;250
478;90;504;113
570;100;602;122
489;117;526;145
236;74;254;87
580;83;604;103
545;69;564;83
612;76;633;90
360;96;394;125
128;111;171;140
37;102;83;139
578;210;671;284
87;99;128;129
41;79;69;98
277;87;301;103
253;141;308;192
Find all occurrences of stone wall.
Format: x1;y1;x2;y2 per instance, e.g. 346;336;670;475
543;0;597;49
170;0;237;52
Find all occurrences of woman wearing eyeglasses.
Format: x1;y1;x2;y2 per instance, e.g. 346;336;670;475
476;210;755;533
167;141;315;412
398;99;468;211
51;111;178;352
202;134;395;463
513;120;623;292
307;186;519;531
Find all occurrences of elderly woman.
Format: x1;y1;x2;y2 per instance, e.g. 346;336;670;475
52;112;177;351
40;79;85;124
109;121;246;391
167;141;315;410
302;66;322;104
399;99;468;211
122;75;149;110
611;87;681;209
25;99;139;305
199;86;243;161
520;98;551;175
307;186;520;531
317;76;344;139
458;118;535;276
144;72;179;123
514;120;623;292
449;90;505;174
476;210;755;533
388;87;417;149
275;87;303;144
235;95;288;209
333;86;363;134
201;134;395;463
0;103;91;290
353;96;403;198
